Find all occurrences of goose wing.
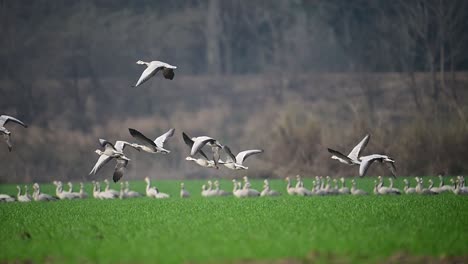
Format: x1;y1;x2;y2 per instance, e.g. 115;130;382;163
358;155;380;177
190;136;218;156
162;68;175;80
3;134;12;152
133;63;162;87
113;159;128;183
89;154;112;175
236;149;264;165
128;128;157;148
0;115;27;128
222;145;236;163
114;141;140;152
99;139;117;151
154;128;175;148
347;134;370;161
182;132;208;159
327;148;354;164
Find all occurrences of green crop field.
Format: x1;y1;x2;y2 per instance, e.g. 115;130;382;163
0;178;467;263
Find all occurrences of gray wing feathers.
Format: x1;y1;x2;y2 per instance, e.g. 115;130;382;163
3;134;12;152
154;128;175;148
348;134;370;161
113;159;128;182
235;149;263;165
190;136;216;156
129;128;157;148
222;145;236;163
359;158;374;177
90;154;112;175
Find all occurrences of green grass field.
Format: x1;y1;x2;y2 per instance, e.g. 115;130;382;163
0;178;467;263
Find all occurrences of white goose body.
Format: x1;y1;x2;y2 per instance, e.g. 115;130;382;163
0;194;15;202
180;183;190;198
133;60;177;87
16;185;31;202
32;183;55;201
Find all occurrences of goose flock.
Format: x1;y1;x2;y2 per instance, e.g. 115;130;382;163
1;175;467;203
1;59;467;201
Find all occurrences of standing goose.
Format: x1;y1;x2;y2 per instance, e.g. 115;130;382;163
416;178;437;195
67;182;81;199
16;185;31;202
232;179;248;198
93;181;116;200
388;178;402;193
53;181;78;200
285;176;297;196
79;183;88;199
350;179;367;195
0;193;15;202
403;179;417;194
339;177;351;194
452;179;468;195
359;154;396;178
294;175;312;196
124;181;141;198
144;177;169;198
128;128;175;154
132;60;177;87
0;115;27;152
220;145;263;170
214;180;230;196
376;176;400;195
89;140;136;182
103;179;120;197
180;183;190;198
437;175;453;192
327;134;370;165
260;179;280;197
32;183;56;201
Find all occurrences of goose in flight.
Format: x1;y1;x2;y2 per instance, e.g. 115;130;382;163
0;115;27;152
89;139;135;182
132;60;177;87
182;132;220;169
359;154;396;177
128;128;175;154
219;145;263;170
327;134;369;165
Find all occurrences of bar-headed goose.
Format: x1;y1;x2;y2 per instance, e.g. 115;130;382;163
16;185;31;202
260;179;280;197
359;154;396;178
128;128;175;154
219;145;263;170
124;181;141;198
339;177;351;194
403;179;416;194
133;60;177;87
350;179;367;195
182;132;219;169
89;139;134;182
327;134;370;165
180;183;190;198
0;115;27;152
32;183;56;201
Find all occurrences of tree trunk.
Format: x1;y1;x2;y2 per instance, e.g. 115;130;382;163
205;0;222;75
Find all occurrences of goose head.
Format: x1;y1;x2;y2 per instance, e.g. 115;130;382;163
144;177;150;184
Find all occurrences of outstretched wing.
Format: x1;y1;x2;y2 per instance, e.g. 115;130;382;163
327;148;354;164
358;156;379;177
113;159;128;183
114;141;139;152
133;63;162;87
222;145;236;163
182;132;210;160
0;115;27;128
99;139;116;150
347;134;370;161
129;128;157;148
154;128;175;148
89;154;112;175
191;136;217;156
236;149;264;165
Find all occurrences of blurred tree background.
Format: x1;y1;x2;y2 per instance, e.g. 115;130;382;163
1;0;468;183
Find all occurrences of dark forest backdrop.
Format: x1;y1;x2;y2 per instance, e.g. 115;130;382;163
1;0;468;183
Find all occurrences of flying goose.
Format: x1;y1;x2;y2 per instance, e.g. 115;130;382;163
219;145;263;170
327;134;370;165
89;139;135;182
182;132;220;169
128;128;175;154
183;132;223;167
32;183;56;201
0;115;27;152
132;60;177;87
180;182;190;198
359;154;396;177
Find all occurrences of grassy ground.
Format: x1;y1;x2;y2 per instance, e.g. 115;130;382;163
0;178;467;263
